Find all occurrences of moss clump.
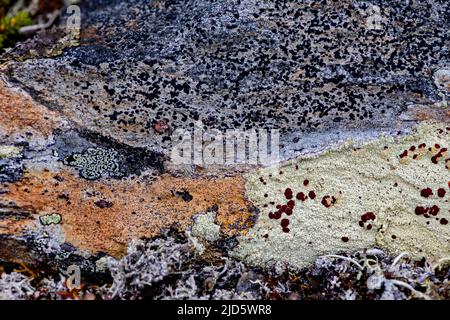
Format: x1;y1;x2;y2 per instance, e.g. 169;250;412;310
0;10;32;50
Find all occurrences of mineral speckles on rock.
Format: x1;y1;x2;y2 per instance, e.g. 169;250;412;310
4;0;449;161
234;122;450;270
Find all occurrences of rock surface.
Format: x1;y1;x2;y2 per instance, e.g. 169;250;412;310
0;0;449;277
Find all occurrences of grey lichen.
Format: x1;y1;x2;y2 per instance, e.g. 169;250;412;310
63;147;122;180
0;272;34;300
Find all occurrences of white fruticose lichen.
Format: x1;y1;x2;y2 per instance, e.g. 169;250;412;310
103;233;204;299
235;121;450;270
191;211;221;242
0;272;34;300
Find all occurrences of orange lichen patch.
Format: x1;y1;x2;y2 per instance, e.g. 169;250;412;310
0;169;253;257
0;80;63;141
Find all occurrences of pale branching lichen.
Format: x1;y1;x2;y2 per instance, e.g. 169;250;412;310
104;234;203;299
63;148;122;180
0;272;34;300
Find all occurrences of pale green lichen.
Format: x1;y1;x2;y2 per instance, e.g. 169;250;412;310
0;145;21;158
39;213;62;226
63;148;122;180
234;121;450;270
191;211;221;242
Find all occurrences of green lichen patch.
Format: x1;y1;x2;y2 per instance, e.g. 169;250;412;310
63;148;122;180
234;122;450;270
39;213;62;226
192;211;221;242
0;145;21;159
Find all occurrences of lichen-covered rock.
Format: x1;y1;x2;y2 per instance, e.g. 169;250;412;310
234;122;450;269
0;0;449;298
3;0;449;162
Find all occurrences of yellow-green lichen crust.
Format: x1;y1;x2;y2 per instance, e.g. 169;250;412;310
234;122;450;270
192;211;221;242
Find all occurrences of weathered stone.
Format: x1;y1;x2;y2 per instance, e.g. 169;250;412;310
0;0;449;282
3;0;449;162
0;169;255;258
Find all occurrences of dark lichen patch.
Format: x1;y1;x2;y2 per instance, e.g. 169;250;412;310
55;129;164;180
5;0;448;161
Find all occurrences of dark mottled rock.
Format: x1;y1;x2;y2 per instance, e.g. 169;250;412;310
4;0;449;162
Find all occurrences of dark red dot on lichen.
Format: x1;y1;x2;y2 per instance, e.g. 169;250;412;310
296;192;306;201
420;188;433;198
361;212;376;222
440;218;448;225
264;193;268;198
415;206;425;215
281;219;290;228
409;146;416;152
435;144;441;149
418;143;426;148
321;196;331;207
284;188;293;200
437;188;446;198
282;227;290;233
341;237;349;242
287;200;295;208
303;179;310;186
399;150;408;158
431;155;439;164
285;207;293;215
366;224;373;230
429;205;440;216
391;235;397;239
308;191;316;199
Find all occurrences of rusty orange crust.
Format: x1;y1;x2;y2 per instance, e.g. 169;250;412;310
0;81;63;140
0;169;254;257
